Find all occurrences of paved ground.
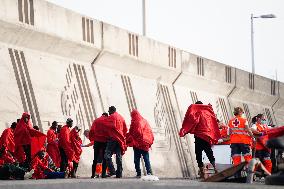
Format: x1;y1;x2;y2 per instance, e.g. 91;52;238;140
0;178;283;189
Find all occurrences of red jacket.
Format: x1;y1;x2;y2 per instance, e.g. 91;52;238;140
0;148;15;166
126;110;154;151
46;129;61;167
179;104;221;145
106;112;128;154
70;128;82;163
89;116;109;143
0;128;15;153
58;125;74;162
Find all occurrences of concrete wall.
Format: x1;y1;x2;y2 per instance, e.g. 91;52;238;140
0;0;283;178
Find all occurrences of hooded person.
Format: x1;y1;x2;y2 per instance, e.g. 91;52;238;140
88;113;110;178
14;112;46;170
69;126;82;178
126;110;154;178
104;106;128;178
58;118;74;173
179;101;220;178
46;121;61;168
0;122;17;154
31;150;53;179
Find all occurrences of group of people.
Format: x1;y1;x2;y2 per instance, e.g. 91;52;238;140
180;101;276;179
0;106;155;180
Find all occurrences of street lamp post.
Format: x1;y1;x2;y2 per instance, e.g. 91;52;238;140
250;14;276;74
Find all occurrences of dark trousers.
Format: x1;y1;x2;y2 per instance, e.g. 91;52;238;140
59;147;68;172
104;140;122;177
92;141;107;177
134;148;152;176
22;145;31;170
0;164;26;180
194;136;215;168
70;161;78;178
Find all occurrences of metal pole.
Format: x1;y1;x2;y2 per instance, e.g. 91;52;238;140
251;14;255;74
142;0;146;36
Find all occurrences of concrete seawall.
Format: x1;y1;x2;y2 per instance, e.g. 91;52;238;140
0;0;282;178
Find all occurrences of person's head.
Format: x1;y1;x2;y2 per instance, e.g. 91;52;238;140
195;101;203;104
233;107;244;116
102;112;108;117
251;116;257;124
10;122;17;130
216;119;222;129
33;126;40;131
74;126;81;133
256;114;266;124
66;118;73;128
51;121;58;130
38;150;45;160
17;119;20;123
108;106;116;115
22;113;30;124
57;125;62;133
84;129;90;139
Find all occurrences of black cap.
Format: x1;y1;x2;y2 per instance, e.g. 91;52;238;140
66;118;73;124
108;106;116;112
195;101;203;104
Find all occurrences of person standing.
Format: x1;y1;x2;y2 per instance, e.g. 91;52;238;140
70;126;82;178
58;118;74;173
251;114;272;173
126;110;154;178
0;122;17;155
104;106;128;178
228;107;254;166
179;101;220;178
46;121;61;168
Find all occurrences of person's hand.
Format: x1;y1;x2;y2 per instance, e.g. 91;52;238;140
217;139;223;144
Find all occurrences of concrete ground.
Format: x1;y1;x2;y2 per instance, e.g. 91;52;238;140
0;178;283;189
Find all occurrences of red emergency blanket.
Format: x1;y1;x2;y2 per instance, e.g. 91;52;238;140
0;128;15;153
179;104;221;145
70;128;82;163
89;116;109;143
58;125;74;162
258;126;284;149
126;110;154;151
105;112;128;155
46;129;61;167
14;112;46;162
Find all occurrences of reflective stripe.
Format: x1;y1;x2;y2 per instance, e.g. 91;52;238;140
230;128;246;131
231;131;250;136
264;157;271;160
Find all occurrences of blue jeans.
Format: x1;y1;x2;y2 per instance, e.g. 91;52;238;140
104;140;122;177
133;148;152;176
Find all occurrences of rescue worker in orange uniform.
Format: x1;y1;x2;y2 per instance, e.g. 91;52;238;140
217;119;230;145
228;107;255;166
251;114;272;173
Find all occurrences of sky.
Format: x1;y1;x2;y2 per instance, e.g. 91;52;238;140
47;0;284;82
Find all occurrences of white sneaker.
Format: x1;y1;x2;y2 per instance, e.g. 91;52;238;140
24;169;34;179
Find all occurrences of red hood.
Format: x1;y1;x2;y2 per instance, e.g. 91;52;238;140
126;110;154;151
179;104;221;145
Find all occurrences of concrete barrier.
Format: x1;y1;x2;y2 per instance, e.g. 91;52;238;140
0;0;283;179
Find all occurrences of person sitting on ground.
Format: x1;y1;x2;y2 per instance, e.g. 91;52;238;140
126;109;154;178
217;119;230;145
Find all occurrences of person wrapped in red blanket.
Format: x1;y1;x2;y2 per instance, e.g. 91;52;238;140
31;150;52;179
126;110;154;178
58;118;74;174
179;101;220;178
104;106;128;178
14;112;46;170
0;122;17;155
70;126;82;178
88;113;111;178
46;121;61;168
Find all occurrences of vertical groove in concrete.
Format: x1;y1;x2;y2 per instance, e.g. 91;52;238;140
82;66;97;119
86;18;90;43
20;51;43;130
77;65;93;124
127;76;137;109
73;64;91;128
90;20;94;44
82;17;86;41
121;75;132;113
18;0;23;22
91;64;105;112
24;0;29;24
8;48;27;112
29;0;34;25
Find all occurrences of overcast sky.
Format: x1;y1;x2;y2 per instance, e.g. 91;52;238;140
47;0;284;82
